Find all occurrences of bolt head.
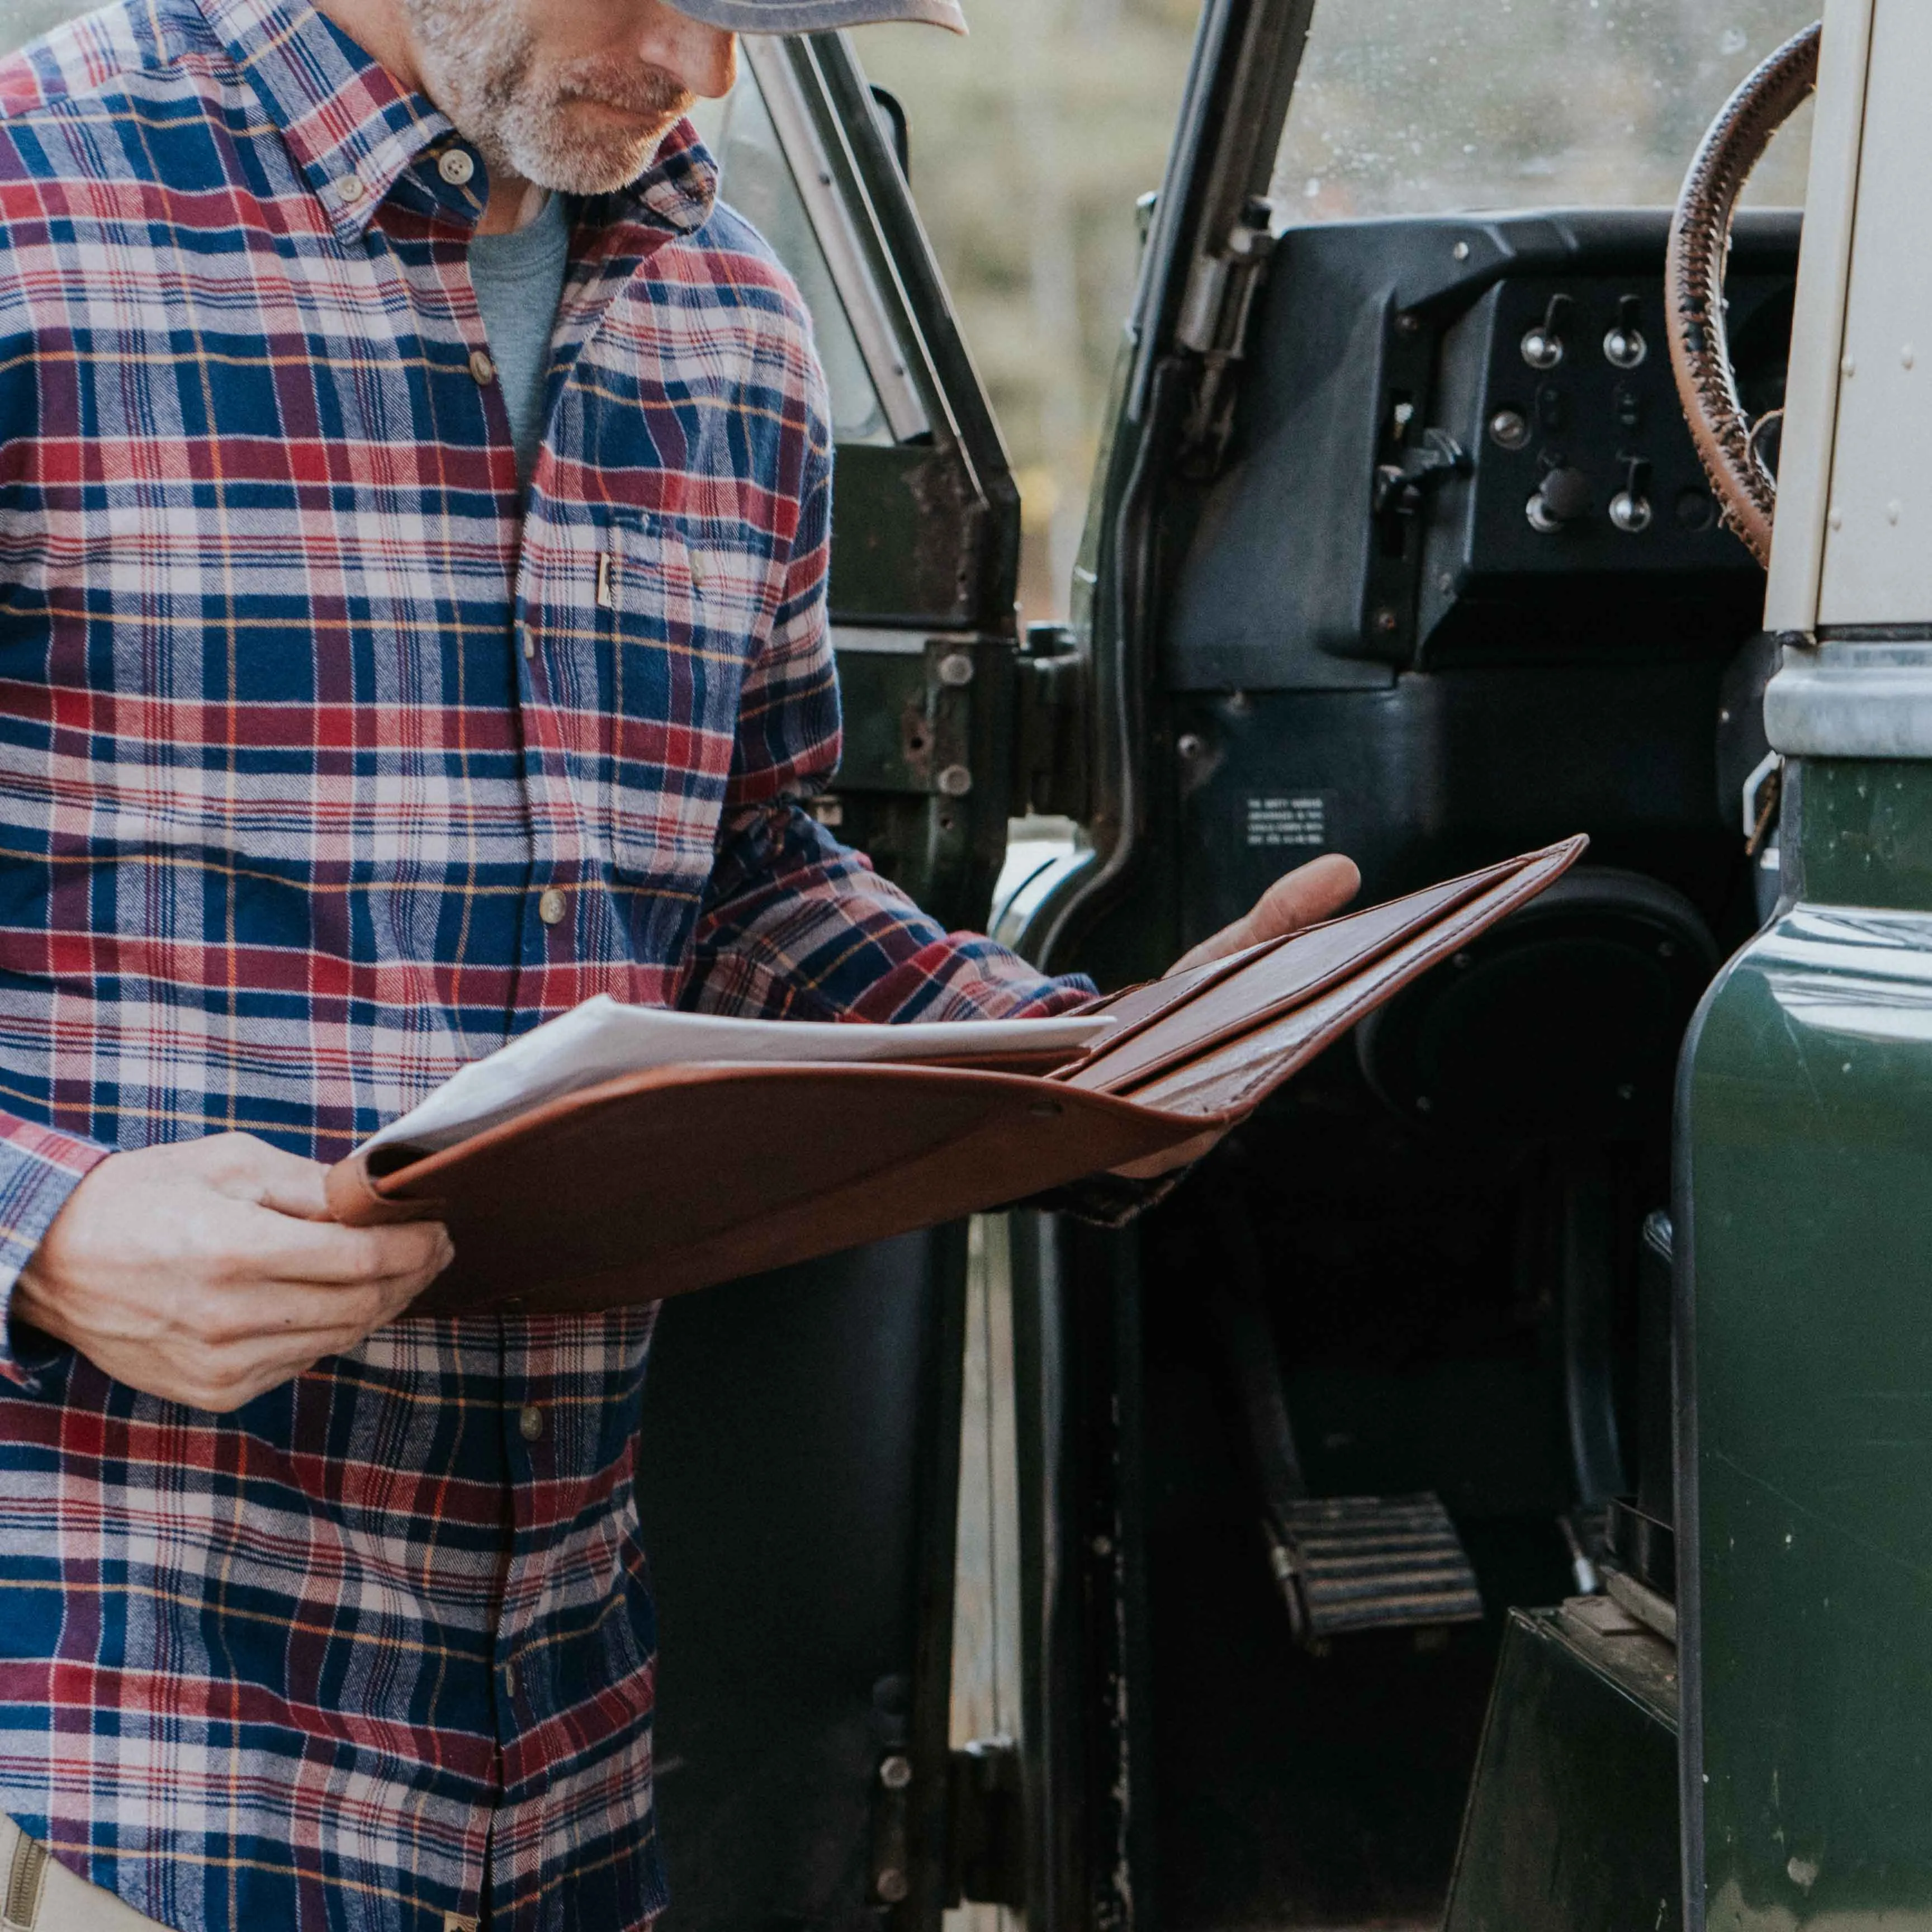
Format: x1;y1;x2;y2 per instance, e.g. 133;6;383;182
1176;732;1206;760
1374;607;1399;634
936;651;975;688
879;1754;913;1791
876;1868;910;1904
936;763;973;798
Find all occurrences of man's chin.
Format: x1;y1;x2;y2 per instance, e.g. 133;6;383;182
508;105;679;196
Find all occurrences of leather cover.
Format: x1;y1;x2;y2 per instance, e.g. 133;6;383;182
332;836;1585;1315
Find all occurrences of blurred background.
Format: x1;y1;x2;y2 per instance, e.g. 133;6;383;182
0;0;1819;630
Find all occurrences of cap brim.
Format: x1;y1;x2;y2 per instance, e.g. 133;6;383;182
668;0;965;31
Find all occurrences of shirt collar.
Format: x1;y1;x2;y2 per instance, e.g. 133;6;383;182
197;0;719;244
198;0;453;244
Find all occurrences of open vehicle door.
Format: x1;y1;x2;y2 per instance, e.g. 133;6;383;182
632;36;1046;1932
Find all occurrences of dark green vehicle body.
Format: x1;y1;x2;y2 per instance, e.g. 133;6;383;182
1684;760;1932;1927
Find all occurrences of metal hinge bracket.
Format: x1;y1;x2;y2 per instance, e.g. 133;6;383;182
1012;623;1090;821
945;1736;1025;1908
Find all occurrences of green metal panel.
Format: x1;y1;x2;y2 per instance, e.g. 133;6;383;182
1683;757;1932;1929
1446;1603;1680;1932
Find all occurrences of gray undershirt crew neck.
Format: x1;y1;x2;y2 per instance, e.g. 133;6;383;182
469;191;572;490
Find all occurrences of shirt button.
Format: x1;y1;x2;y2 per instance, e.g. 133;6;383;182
538;887;567;926
469;348;497;386
503;1663;517;1698
518;1404;543;1442
337;171;366;205
438;148;476;186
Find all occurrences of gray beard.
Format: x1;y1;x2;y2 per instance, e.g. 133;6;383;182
398;0;693;196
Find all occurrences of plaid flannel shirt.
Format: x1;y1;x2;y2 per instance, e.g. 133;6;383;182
0;1;1087;1925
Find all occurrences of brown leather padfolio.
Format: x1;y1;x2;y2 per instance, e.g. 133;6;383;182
329;836;1585;1315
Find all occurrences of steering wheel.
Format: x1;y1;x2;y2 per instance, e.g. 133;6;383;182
1665;22;1820;567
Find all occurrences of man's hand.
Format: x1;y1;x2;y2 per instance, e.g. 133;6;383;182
14;1135;452;1412
1111;853;1363;1181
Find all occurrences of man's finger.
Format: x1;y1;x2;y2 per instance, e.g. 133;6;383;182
235;1207;453;1289
1171;853;1362;973
191;1133;336;1221
1248;851;1361;937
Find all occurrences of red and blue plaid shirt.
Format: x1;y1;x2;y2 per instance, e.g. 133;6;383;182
0;1;1083;1925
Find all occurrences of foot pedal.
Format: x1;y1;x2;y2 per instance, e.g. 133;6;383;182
1266;1492;1484;1647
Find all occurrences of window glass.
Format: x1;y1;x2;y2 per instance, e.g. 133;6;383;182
688;74;892;446
1272;0;1817;221
0;3;893;444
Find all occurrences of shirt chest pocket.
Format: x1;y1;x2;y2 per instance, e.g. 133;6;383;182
589;517;774;875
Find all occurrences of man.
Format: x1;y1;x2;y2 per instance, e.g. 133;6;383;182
0;0;1357;1924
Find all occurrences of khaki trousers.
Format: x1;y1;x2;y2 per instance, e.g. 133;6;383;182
0;1818;484;1932
0;1820;168;1931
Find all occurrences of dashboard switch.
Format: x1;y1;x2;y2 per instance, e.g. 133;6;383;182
1521;293;1573;371
1609;457;1654;533
1527;465;1592;532
1604;296;1648;370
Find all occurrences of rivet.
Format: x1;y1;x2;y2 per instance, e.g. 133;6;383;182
875;1868;909;1904
1176;732;1206;760
936;763;973;797
1452;240;1470;261
1841;354;1857;377
878;1755;913;1791
1828;505;1844;531
936;651;974;687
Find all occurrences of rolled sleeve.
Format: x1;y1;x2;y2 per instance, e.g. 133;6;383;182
0;1114;110;1389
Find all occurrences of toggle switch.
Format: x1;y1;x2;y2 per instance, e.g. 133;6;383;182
1521;293;1574;371
1604;295;1648;370
1609;456;1654;533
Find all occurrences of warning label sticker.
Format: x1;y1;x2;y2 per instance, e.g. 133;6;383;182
1243;793;1330;850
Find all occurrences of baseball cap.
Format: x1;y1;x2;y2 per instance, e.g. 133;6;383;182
669;0;966;31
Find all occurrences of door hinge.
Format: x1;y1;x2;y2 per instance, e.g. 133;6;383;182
945;1736;1024;1908
1175;198;1278;475
1012;623;1090;821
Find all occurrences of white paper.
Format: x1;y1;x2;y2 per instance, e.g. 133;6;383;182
360;995;1114;1156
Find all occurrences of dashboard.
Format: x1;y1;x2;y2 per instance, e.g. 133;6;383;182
1164;210;1800;692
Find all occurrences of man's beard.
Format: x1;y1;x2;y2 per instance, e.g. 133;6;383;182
399;0;695;196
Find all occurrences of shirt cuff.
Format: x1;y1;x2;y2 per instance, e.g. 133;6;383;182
0;1117;112;1391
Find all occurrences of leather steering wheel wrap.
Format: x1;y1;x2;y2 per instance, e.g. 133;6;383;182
1665;22;1820;567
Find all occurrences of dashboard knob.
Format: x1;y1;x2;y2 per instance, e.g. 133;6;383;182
1527;465;1592;532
